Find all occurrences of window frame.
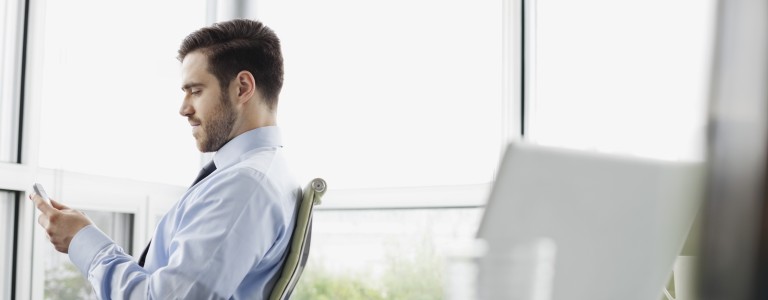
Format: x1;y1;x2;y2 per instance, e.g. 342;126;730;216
0;0;25;164
0;191;19;300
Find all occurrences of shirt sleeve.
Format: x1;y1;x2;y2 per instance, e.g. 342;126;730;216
68;168;290;299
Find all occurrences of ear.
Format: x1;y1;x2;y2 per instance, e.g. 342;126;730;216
234;71;257;104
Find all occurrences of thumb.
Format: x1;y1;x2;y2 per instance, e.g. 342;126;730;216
49;199;70;210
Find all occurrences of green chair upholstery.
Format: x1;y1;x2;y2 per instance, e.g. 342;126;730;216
269;178;326;300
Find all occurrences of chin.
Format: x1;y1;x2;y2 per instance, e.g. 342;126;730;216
197;144;213;153
194;138;208;153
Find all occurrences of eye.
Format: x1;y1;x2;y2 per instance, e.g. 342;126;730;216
191;90;202;96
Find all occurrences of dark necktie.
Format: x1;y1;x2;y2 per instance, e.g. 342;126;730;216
138;160;217;267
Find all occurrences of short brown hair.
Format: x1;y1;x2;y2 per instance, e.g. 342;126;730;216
178;19;284;109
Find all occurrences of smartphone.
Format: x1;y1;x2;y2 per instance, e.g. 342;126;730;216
32;183;51;205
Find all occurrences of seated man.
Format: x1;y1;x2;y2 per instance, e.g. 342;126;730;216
30;19;300;299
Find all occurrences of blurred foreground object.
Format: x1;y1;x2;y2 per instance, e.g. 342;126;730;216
476;142;703;300
698;0;768;299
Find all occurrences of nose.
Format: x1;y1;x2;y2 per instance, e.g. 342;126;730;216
179;97;194;117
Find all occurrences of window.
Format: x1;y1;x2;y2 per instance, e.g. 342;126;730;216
258;0;504;190
36;0;207;186
294;208;483;299
250;1;509;297
0;0;24;162
525;0;716;161
43;210;133;300
0;191;18;300
252;1;508;297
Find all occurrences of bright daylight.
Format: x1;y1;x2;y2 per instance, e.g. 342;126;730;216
4;0;766;299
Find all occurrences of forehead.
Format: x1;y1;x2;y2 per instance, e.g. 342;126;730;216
181;51;216;84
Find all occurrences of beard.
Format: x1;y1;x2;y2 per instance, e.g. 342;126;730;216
197;89;237;152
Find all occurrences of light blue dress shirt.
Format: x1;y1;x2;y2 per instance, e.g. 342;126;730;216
69;126;301;299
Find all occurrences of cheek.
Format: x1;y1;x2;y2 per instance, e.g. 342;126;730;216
195;100;215;120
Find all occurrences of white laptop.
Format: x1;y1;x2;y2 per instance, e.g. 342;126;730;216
476;142;703;300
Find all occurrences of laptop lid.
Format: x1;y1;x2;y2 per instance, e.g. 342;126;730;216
477;142;703;300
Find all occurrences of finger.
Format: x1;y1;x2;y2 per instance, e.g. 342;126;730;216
29;193;56;215
50;199;69;210
38;213;49;228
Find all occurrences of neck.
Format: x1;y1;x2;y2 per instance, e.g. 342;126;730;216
230;111;276;139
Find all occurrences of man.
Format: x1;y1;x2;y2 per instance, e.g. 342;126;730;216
30;19;300;299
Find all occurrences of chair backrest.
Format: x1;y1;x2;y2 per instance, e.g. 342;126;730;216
269;178;326;300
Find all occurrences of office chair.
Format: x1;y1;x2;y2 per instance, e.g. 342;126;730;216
268;178;326;300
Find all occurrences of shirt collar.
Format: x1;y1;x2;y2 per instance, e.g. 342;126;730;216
212;126;283;170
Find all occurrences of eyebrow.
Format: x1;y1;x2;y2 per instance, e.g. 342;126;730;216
181;82;205;92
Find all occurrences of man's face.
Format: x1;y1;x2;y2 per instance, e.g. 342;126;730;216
179;51;237;152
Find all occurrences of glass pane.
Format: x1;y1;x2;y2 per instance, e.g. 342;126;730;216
258;0;504;189
294;207;483;299
0;0;22;162
43;210;133;300
0;191;17;300
36;0;207;186
527;0;716;161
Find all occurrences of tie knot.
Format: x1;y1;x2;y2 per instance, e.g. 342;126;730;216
192;160;217;187
203;160;216;172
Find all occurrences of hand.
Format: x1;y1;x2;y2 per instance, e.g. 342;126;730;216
29;193;93;253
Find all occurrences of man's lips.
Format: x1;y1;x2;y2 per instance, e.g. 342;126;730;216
189;121;201;136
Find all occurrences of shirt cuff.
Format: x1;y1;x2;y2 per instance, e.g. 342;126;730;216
68;225;114;277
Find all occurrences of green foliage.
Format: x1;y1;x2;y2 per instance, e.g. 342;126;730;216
293;264;386;300
293;239;444;300
380;239;444;300
44;263;95;300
